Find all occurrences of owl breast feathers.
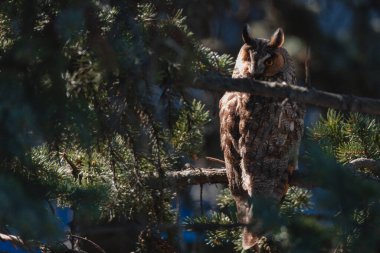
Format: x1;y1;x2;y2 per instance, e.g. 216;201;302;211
219;26;305;249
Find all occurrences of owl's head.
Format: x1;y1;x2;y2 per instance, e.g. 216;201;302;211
233;25;293;82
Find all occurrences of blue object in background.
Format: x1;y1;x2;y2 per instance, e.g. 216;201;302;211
0;241;26;253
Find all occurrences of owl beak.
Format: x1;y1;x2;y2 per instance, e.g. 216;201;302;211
253;65;265;77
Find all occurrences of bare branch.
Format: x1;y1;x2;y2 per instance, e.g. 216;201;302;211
343;158;380;183
69;234;106;253
144;168;228;188
144;168;314;189
0;232;24;248
346;158;380;171
144;157;380;189
205;156;225;165
61;153;81;180
191;75;380;116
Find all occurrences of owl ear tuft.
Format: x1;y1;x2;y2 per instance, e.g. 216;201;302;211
242;24;253;44
269;28;285;48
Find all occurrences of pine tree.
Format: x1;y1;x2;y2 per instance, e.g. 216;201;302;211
1;1;380;253
189;110;380;252
0;1;233;252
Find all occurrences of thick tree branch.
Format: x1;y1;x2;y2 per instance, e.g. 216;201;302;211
346;158;380;171
192;75;380;116
145;158;380;189
145;168;314;188
144;168;228;188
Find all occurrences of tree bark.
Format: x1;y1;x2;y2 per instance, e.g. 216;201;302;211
191;75;380;116
144;158;380;189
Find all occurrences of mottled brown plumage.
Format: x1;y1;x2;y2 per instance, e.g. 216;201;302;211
219;26;305;249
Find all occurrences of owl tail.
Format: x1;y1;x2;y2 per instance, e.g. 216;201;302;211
235;197;259;250
242;227;259;250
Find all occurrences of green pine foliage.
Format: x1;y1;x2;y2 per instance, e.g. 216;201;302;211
280;187;313;217
307;110;380;252
185;110;380;253
172;100;211;157
0;0;231;251
2;0;380;252
185;186;313;253
310;109;380;164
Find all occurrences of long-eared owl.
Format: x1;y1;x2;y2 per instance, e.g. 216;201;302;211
219;26;305;249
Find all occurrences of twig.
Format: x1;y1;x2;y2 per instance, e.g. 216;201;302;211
110;146;143;187
205;156;225;165
191;75;380;116
61;153;81;180
46;199;56;215
69;234;106;253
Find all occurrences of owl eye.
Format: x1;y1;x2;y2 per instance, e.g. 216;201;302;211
264;58;274;66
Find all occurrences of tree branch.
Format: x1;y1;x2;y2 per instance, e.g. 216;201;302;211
145;168;314;189
346;158;380;171
69;234;106;253
144;168;228;188
144;158;380;189
61;153;81;180
0;232;24;248
191;75;380;116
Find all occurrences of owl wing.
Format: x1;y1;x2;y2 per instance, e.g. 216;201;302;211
219;92;245;197
219;91;259;249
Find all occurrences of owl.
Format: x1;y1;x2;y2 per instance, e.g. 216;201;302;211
219;26;305;249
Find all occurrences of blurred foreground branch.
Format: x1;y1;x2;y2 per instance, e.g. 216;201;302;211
145;158;380;189
346;158;380;171
0;232;24;248
192;76;380;116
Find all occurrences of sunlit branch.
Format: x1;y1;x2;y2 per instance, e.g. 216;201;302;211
144;157;380;189
191;75;380;116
